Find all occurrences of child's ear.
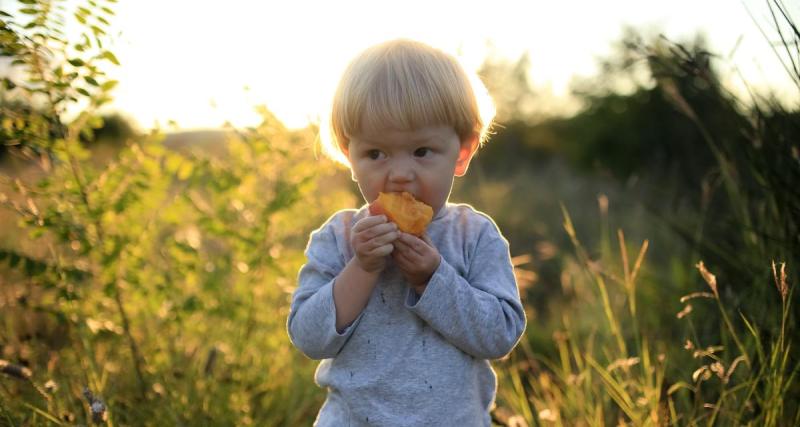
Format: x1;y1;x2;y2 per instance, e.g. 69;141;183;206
454;135;479;177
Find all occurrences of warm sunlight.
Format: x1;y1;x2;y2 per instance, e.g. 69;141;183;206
102;0;797;130
3;1;798;424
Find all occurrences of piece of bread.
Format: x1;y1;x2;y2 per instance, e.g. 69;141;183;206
368;192;433;236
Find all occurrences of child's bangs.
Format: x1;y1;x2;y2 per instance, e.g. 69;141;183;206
345;47;478;141
356;81;470;138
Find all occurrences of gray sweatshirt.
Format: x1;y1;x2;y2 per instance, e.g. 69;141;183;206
287;203;526;426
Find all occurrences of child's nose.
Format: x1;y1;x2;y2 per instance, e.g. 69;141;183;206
387;158;414;183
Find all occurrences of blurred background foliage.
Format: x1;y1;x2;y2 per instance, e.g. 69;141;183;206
1;0;798;425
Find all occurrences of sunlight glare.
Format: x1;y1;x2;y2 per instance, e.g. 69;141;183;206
103;0;797;131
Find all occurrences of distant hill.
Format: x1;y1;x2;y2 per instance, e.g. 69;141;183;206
160;129;233;158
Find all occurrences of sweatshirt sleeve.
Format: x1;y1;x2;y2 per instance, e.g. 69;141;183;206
287;213;362;360
405;218;526;360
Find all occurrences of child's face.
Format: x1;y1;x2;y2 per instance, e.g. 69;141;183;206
346;125;475;215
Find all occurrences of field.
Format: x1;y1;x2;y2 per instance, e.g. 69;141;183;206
1;1;799;426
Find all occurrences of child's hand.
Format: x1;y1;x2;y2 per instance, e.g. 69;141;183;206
351;215;399;273
392;232;441;295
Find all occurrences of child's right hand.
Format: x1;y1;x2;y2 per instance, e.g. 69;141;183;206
350;215;398;273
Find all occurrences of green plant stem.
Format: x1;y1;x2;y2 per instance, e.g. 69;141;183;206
715;298;750;367
0;398;18;427
59;121;148;400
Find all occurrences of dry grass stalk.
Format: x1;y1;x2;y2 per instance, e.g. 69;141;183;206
0;359;32;380
676;304;693;319
771;261;788;301
695;261;719;297
679;292;714;303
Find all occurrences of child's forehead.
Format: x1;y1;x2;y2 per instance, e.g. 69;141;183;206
352;125;457;145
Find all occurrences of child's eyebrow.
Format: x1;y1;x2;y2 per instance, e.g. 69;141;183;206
353;138;383;147
355;134;447;146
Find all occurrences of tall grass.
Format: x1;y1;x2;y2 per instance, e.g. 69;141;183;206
488;3;800;425
493;203;797;426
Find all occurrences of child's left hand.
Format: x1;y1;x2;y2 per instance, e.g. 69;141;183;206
392;232;440;295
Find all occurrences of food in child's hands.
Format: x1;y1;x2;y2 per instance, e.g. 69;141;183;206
368;192;433;236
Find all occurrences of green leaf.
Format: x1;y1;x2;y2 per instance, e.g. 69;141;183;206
76;87;90;96
100;50;119;65
20;8;39;15
74;12;86;24
19;0;38;4
101;79;117;91
88;115;104;129
100;6;115;16
3;77;15;90
90;25;104;36
182;295;200;313
177;162;194;180
24;258;44;276
68;58;84;66
96;16;109;26
84;75;99;86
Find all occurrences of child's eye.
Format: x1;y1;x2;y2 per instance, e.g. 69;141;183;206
366;149;384;160
413;147;430;157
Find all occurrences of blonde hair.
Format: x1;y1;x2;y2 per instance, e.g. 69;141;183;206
320;39;495;167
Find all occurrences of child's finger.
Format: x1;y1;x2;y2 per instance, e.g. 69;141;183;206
369;230;399;248
393;239;415;257
355;221;396;242
397;232;427;255
352;215;388;233
370;243;394;257
392;250;414;269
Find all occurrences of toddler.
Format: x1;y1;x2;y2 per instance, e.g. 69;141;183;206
287;39;526;426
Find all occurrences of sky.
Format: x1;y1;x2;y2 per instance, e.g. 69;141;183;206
50;0;800;130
